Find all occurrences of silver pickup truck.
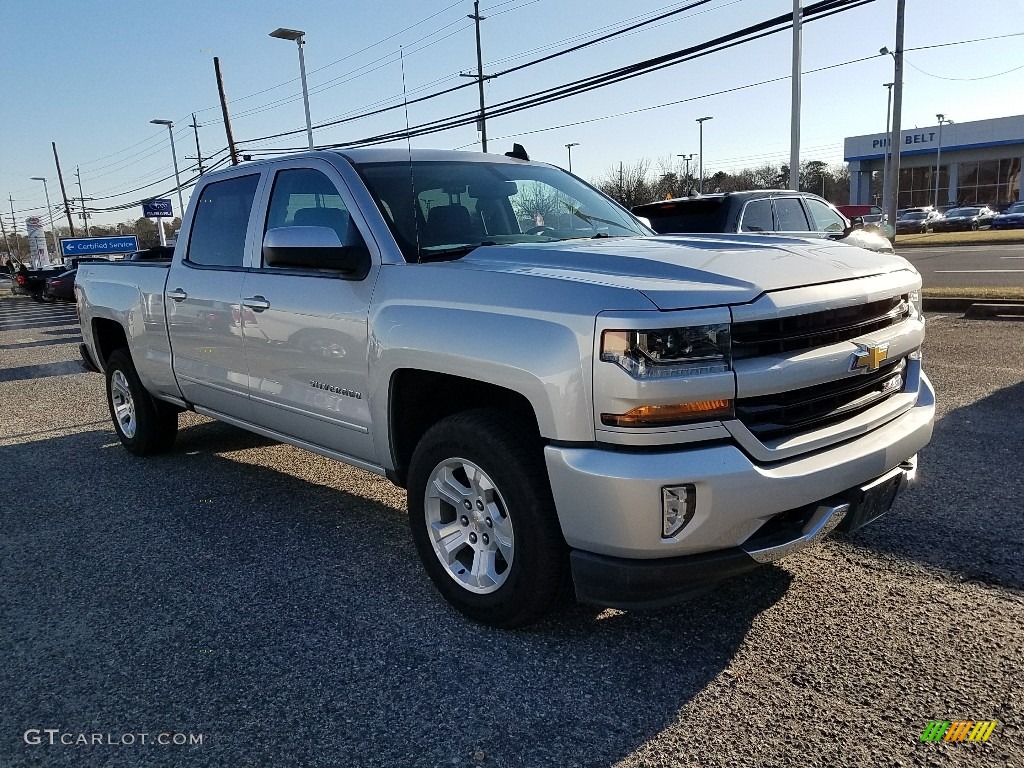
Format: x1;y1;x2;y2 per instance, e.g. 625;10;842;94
77;147;935;627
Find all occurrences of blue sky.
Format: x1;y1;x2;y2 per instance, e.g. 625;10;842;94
1;0;1022;226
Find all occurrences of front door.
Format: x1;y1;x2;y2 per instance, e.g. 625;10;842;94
166;172;261;420
240;161;378;462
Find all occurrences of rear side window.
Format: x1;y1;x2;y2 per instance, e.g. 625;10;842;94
739;200;773;232
641;198;727;233
187;174;260;267
774;198;810;231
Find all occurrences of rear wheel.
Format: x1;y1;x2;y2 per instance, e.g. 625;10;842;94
407;409;570;627
105;349;178;456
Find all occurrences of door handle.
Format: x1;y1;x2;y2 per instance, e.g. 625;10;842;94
166;288;188;302
242;295;271;312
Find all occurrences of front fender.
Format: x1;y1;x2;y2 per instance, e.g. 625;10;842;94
369;303;596;468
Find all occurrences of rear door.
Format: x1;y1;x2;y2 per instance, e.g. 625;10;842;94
772;196;817;239
166;171;261;420
239;158;379;462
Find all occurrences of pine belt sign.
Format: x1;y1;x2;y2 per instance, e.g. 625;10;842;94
143;199;174;218
60;236;140;257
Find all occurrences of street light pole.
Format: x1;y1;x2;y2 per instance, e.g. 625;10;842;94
696;117;713;194
565;142;579;172
30;176;58;261
151;120;185;223
270;28;314;149
676;154;695;194
934;114;952;208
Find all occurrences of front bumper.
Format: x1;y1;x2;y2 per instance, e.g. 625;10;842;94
571;461;912;609
546;372;934;606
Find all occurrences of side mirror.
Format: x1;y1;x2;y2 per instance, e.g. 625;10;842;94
842;216;865;237
263;224;370;278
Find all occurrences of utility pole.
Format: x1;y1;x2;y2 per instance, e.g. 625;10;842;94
884;0;906;232
469;1;488;152
789;0;802;191
189;113;205;174
8;196;20;258
215;57;240;165
0;212;10;261
880;82;894;216
52;142;76;237
619;161;624;202
75;166;91;236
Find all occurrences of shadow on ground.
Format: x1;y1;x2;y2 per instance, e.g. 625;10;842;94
0;421;790;768
840;380;1024;591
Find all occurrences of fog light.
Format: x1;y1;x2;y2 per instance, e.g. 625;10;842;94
662;484;696;538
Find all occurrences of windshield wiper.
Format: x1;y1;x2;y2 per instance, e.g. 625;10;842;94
417;242;496;263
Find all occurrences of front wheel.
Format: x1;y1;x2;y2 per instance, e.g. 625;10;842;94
105;349;178;456
407;410;570;627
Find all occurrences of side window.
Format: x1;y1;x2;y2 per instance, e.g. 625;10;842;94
264;168;364;269
187;174;260;267
775;198;811;231
740;199;773;232
804;198;846;233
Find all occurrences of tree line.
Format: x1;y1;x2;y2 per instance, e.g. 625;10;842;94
591;157;851;209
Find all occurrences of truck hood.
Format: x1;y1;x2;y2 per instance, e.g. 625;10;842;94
452;234;913;310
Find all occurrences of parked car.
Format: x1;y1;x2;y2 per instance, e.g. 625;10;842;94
76;148;932;627
43;269;77;301
930;206;997;232
861;213;895;240
632;190;895;253
991;201;1024;230
895;210;940;234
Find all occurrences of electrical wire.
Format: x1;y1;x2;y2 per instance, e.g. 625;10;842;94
904;59;1024;82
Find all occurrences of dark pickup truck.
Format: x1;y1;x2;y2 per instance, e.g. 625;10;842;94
7;262;66;300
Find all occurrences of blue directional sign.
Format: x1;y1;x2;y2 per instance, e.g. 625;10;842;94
143;198;174;218
61;235;139;257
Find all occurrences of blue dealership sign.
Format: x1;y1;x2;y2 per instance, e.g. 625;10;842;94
61;235;140;257
143;198;174;218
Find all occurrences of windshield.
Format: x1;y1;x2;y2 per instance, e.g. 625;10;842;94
1005;203;1024;214
946;208;979;217
902;212;927;221
354;159;650;262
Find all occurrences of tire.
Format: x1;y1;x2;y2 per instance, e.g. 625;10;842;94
105;348;178;456
971;222;979;231
407;409;571;627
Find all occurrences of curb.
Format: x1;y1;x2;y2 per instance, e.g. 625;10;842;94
922;297;1024;315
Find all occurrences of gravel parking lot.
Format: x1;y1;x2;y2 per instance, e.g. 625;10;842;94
1;293;1021;768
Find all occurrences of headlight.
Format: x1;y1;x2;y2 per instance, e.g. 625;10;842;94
600;324;731;379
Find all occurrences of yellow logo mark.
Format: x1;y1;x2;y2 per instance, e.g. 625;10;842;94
852;342;890;372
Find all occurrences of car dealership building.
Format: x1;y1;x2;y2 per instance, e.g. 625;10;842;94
845;114;1023;208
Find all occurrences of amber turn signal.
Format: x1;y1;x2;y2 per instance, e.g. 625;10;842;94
601;399;734;427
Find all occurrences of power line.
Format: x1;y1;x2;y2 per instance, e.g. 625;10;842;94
904;59;1024;82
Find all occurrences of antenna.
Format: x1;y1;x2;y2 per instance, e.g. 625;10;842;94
400;48;421;264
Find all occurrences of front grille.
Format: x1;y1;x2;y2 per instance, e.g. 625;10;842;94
736;358;907;441
732;295;910;359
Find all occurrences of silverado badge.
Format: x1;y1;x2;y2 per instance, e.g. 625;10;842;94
851;342;890;372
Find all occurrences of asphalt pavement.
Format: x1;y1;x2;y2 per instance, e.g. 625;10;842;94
1;293;1021;768
897;243;1024;289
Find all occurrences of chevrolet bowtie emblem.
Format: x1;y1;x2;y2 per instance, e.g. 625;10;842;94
851;342;890;371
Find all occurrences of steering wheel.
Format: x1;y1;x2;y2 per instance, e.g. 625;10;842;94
526;225;556;235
